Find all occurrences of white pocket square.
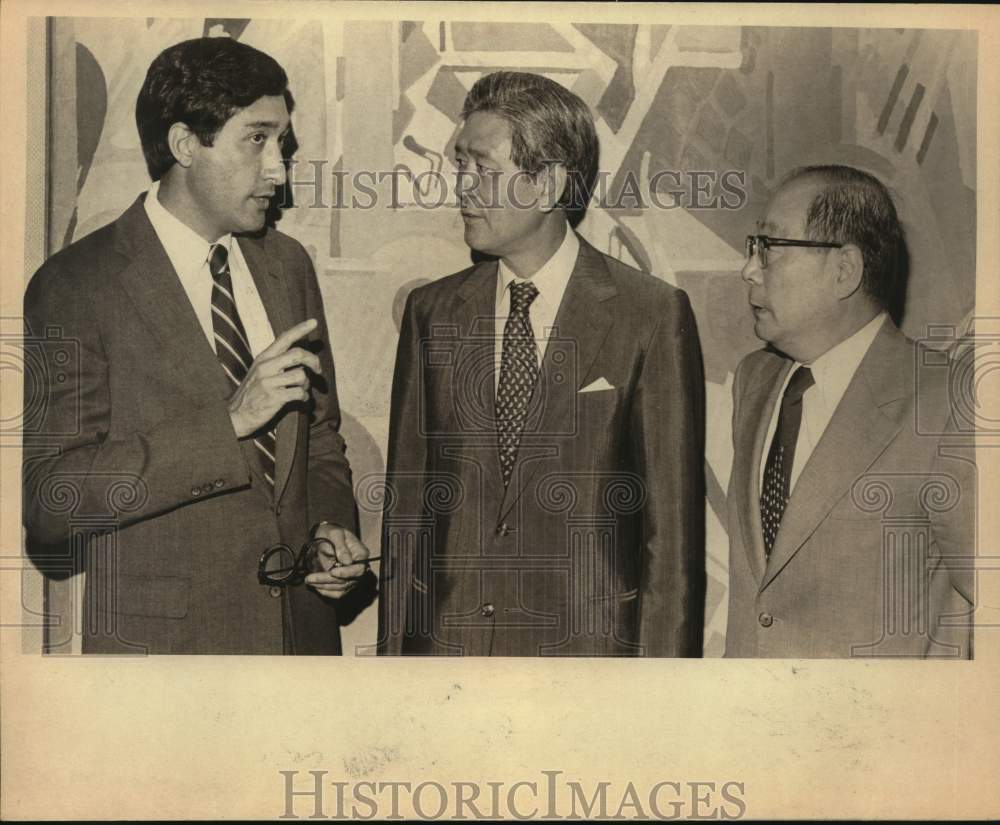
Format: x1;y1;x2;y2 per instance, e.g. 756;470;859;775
579;377;615;393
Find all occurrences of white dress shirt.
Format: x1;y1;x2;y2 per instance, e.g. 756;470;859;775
144;180;275;358
494;225;579;389
760;312;888;492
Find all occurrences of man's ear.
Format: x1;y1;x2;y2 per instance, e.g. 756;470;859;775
539;162;568;214
167;122;200;169
834;243;864;299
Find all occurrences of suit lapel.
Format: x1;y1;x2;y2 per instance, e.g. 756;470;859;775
238;234;298;503
761;323;912;590
733;354;790;585
499;237;617;519
454;260;506;512
111;196;234;404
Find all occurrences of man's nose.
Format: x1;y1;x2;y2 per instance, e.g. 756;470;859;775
263;140;287;187
455;169;481;205
741;253;763;285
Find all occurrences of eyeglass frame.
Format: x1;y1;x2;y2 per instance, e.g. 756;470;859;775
745;234;843;270
258;538;380;587
258;537;331;587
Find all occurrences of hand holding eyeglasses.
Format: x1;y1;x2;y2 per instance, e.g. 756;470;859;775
304;523;375;599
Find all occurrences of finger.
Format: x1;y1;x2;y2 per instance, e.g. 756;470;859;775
340;531;371;564
306;573;357;588
330;561;369;580
261;319;318;359
305;572;358;590
314;529;352;567
269;348;323;376
308;538;336;571
277;385;309;404
308;584;353;600
274;367;307;389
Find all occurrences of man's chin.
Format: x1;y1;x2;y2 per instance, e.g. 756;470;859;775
239;214;268;234
752;318;773;343
463;225;494;255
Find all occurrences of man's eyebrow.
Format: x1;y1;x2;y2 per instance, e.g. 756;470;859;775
242;119;287;129
453;143;490;160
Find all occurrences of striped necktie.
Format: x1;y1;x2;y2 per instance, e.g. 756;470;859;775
209;243;276;488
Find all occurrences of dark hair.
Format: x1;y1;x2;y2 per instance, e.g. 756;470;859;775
784;164;906;313
461;71;599;225
136;37;294;181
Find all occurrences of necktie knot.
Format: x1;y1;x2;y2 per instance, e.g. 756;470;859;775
208;243;230;280
509;280;539;316
783;365;814;405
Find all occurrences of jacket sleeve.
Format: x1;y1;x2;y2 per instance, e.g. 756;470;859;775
376;289;428;654
297;247;358;536
21;258;253;552
929;398;977;612
631;288;707;656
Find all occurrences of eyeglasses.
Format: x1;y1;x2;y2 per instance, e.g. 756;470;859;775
745;235;842;269
258;538;380;587
259;538;327;587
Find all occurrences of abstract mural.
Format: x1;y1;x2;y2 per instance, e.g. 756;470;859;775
33;17;977;655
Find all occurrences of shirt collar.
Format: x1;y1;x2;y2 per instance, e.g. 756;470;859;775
497;224;579;299
800;311;887;399
144;179;233;275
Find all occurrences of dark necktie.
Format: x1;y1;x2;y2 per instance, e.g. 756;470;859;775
209;243;276;487
496;280;540;488
760;365;814;557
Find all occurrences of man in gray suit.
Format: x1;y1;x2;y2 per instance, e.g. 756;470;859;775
23;37;369;654
727;164;976;658
377;71;706;656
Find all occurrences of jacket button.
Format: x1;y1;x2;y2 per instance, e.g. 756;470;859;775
496;523;511;537
269;586;282;598
191;487;201;496
758;612;774;628
214;479;224;488
481;603;495;617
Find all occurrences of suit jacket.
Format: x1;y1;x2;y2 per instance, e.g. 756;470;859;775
725;320;976;658
22;195;358;655
377;235;706;656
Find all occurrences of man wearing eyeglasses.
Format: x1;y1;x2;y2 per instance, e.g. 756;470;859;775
726;164;975;659
22;38;369;655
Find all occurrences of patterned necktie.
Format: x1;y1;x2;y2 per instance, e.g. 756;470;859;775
496;280;540;488
209;243;276;488
760;365;814;557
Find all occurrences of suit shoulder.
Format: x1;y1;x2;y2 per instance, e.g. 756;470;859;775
419;262;480;291
733;346;782;388
909;335;959;415
250;225;312;267
596;249;694;323
25;220;122;309
405;262;483;308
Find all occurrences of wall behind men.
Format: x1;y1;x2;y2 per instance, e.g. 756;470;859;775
32;16;977;655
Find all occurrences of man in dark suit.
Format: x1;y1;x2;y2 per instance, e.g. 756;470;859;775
377;71;706;656
22;37;369;655
726;164;976;658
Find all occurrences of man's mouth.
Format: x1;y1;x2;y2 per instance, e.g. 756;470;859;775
252;193;275;208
